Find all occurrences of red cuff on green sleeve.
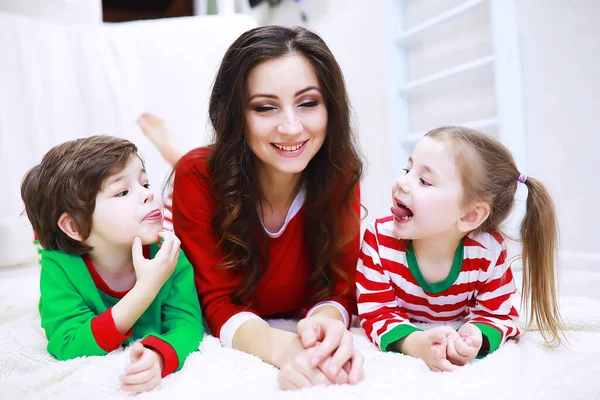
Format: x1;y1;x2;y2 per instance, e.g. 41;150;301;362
90;307;132;352
141;336;179;378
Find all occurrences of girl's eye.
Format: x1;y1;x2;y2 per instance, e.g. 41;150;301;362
255;106;276;113
299;101;318;108
115;190;129;198
420;178;432;187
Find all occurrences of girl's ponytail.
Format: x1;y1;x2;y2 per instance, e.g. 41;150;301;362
520;176;565;346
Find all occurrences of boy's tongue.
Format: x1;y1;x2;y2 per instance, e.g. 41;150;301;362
391;205;413;218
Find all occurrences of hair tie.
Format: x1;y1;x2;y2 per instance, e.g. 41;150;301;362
517;174;527;184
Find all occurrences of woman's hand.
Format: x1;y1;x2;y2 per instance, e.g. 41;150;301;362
277;346;346;390
296;315;364;385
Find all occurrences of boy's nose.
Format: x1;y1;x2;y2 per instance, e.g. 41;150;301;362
143;188;154;203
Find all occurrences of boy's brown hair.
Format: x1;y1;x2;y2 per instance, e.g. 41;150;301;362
21;135;139;255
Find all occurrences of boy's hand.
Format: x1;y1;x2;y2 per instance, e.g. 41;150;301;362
132;230;180;290
120;343;164;393
399;327;458;372
446;323;482;365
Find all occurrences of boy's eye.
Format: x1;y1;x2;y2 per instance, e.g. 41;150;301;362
255;106;276;113
299;101;318;108
420;178;432;187
115;190;129;198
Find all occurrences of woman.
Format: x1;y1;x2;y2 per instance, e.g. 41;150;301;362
171;26;364;389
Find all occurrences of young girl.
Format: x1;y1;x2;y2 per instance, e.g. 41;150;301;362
357;126;564;372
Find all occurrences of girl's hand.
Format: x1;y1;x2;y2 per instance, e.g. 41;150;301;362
447;323;482;365
296;315;364;385
120;343;163;393
132;230;180;290
400;327;458;372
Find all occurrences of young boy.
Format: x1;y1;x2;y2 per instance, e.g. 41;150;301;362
21;135;204;394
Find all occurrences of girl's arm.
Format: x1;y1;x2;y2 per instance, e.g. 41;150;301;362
356;221;421;352
466;238;523;356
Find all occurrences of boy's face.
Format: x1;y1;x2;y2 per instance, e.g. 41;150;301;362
85;155;163;250
391;136;466;240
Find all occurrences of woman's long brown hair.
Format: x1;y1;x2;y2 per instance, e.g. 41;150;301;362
204;26;363;306
427;126;564;346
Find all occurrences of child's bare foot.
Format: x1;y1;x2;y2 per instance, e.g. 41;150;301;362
136;113;182;167
399;327;457;372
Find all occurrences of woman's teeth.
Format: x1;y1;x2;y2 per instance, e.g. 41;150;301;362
273;142;305;151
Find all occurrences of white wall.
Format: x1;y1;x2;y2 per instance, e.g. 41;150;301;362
0;0;101;24
246;0;394;224
517;0;600;269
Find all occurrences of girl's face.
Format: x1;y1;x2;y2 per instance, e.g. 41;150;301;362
391;136;467;240
244;53;328;178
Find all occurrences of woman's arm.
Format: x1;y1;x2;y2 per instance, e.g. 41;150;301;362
232;319;301;367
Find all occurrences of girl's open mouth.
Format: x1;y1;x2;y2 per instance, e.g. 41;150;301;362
391;200;413;221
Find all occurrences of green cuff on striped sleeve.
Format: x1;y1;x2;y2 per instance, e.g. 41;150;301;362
380;323;422;353
472;323;502;358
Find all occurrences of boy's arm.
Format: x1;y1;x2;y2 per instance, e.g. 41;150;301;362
356;223;421;353
40;258;131;359
140;251;204;376
41;246;174;361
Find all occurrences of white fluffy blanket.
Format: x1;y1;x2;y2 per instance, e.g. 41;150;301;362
2;264;600;400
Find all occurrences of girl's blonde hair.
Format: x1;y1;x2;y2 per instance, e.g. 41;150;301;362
426;126;564;346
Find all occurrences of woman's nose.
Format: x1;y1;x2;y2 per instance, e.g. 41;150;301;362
277;112;303;135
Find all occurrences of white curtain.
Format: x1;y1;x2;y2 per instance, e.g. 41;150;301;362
0;12;256;265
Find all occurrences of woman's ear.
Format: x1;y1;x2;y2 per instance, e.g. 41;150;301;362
57;212;83;242
458;201;490;233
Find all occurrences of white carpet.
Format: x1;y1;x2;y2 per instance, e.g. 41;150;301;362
1;263;599;400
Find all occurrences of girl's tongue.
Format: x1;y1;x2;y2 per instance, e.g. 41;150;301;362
391;204;413;218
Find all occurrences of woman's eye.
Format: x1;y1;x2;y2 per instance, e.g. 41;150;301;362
420;178;432;187
403;168;410;174
255;106;276;113
115;190;129;198
299;101;318;108
143;183;151;189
